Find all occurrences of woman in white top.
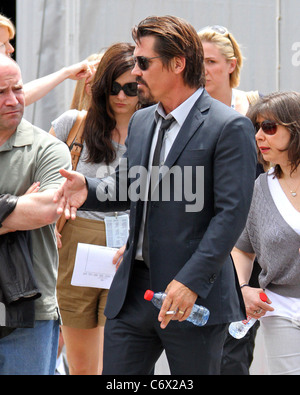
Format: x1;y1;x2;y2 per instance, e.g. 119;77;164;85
233;91;300;375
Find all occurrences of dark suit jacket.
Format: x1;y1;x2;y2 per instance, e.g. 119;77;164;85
83;90;257;325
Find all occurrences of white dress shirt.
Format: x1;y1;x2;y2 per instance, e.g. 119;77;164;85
135;88;204;261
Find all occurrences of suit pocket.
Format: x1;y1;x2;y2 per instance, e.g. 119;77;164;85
184;148;206;156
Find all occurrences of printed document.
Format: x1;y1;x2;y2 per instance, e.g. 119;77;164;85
71;243;117;289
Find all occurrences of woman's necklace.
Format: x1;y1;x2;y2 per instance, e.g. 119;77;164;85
283;177;300;197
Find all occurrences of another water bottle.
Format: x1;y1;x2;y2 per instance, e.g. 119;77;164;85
229;292;268;339
144;290;210;327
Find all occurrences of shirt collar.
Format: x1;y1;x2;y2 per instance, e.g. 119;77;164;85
0;119;34;152
155;87;204;127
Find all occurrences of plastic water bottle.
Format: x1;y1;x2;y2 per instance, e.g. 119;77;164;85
144;290;210;327
229;292;268;339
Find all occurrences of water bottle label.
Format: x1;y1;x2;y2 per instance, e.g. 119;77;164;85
242;316;252;325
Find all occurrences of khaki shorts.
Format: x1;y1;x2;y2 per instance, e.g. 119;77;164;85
57;216;109;329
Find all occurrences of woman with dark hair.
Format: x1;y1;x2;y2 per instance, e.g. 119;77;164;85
49;42;139;375
232;91;300;375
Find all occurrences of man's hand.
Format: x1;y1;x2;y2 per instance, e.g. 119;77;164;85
158;280;198;329
53;169;88;220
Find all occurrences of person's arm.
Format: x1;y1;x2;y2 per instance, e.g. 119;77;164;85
173;116;257;297
23;60;95;106
2;189;60;231
231;247;274;318
0;183;41;235
231;246;256;287
0;194;19;235
160;115;257;329
53;139;131;218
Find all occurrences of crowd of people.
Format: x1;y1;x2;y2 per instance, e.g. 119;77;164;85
0;12;299;376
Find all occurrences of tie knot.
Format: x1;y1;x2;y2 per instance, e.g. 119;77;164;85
160;116;175;132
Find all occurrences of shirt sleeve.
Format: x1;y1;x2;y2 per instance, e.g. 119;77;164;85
34;136;72;192
235;224;255;254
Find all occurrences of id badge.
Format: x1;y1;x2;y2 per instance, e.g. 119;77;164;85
104;213;129;248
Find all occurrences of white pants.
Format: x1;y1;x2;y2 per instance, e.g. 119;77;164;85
261;316;300;375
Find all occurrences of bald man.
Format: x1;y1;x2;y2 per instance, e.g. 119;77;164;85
0;54;71;375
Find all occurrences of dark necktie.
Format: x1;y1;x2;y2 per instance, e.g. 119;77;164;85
142;116;175;267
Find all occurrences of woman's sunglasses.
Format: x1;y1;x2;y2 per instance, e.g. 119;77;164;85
133;56;163;71
200;25;229;35
110;81;138;97
198;25;235;55
255;120;279;135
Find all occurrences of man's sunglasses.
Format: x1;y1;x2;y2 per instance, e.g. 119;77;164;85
110;81;138;97
255;120;279;135
133;56;163;71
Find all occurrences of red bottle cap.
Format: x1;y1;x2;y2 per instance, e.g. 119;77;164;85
259;292;268;302
144;290;154;301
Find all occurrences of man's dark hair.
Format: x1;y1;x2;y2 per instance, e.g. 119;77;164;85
132;15;206;89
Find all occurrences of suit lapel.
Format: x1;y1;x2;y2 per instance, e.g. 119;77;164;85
130;106;157;237
152;91;212;192
165;91;211;169
138;107;157;169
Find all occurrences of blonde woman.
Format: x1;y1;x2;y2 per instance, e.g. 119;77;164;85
198;25;259;114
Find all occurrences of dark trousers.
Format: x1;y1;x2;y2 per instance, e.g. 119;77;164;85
221;261;261;375
221;321;259;375
103;261;227;375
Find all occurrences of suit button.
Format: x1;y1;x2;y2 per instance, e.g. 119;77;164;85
209;274;217;284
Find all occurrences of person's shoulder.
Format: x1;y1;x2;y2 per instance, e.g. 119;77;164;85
255;171;270;190
208;94;247;124
53;109;79;124
128;104;157;130
51;109;79;131
134;104;157;119
22;119;69;151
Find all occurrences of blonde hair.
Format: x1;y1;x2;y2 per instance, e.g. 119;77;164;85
70;53;103;111
0;14;15;39
198;27;243;88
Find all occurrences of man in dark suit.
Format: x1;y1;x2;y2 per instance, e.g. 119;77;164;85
54;15;257;375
